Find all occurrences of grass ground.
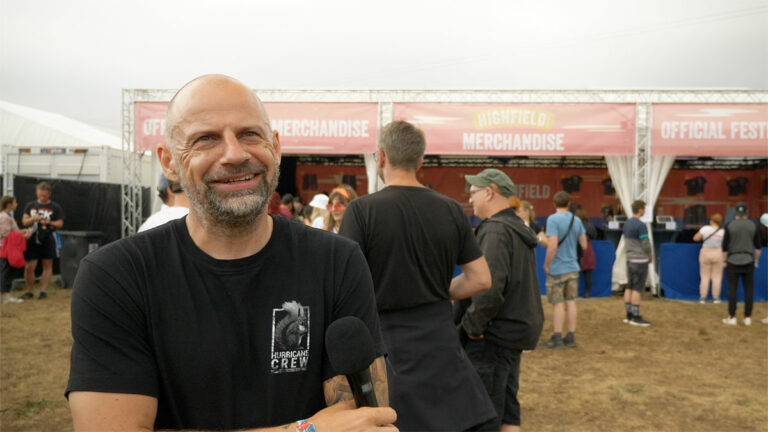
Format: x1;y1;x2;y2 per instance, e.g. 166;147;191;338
1;287;766;431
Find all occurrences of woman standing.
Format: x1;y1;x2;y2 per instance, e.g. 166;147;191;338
693;213;725;304
1;196;29;304
576;208;597;298
324;185;357;234
517;200;548;247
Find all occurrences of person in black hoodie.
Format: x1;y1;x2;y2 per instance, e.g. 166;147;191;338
455;168;544;432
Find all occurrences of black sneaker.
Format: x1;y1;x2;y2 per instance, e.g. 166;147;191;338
623;313;631;323
37;291;48;300
563;334;578;348
20;292;34;300
539;336;565;349
629;315;651;327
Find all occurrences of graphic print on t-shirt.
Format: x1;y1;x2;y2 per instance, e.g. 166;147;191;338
270;301;310;374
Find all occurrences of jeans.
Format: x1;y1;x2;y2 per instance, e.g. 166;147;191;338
726;263;754;317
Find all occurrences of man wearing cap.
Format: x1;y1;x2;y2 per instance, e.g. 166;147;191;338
340;120;495;431
540;191;587;348
455;169;543;432
138;173;191;233
721;202;762;326
66;75;395;431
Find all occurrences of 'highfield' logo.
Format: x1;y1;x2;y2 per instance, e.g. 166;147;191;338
472;108;555;130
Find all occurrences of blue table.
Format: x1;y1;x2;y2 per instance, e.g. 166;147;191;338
660;244;768;301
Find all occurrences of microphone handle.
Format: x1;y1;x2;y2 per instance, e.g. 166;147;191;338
346;369;378;407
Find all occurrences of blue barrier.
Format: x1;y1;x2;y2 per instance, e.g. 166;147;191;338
660;244;767;301
535;240;616;298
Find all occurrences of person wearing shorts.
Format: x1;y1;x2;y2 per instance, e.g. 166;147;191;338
622;200;653;326
20;182;64;300
541;191;587;349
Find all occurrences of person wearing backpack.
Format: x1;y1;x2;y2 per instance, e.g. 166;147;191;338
541;191;587;349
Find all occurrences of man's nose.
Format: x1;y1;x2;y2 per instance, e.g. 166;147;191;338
220;131;250;164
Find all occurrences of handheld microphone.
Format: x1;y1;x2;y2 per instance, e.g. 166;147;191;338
325;316;378;407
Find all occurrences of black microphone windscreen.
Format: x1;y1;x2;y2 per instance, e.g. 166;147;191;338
325;316;377;375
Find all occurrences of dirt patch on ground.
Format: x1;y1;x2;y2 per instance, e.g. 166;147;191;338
1;288;766;431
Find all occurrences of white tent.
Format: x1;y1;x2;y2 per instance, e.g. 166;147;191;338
1;100;153;194
1;100;121;149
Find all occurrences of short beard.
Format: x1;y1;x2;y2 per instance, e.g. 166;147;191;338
179;162;279;232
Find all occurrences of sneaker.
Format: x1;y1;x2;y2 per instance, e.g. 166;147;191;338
722;316;737;325
37;291;48;300
539;336;564;349
2;295;23;304
743;317;751;326
699;299;706;304
623;313;631;323
713;299;722;305
563;335;578;348
20;292;34;300
629;316;652;327
762;317;768;325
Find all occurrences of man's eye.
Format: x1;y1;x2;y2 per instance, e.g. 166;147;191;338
243;131;261;138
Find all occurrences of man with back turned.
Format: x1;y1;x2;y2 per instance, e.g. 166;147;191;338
66;74;397;431
340;120;495;431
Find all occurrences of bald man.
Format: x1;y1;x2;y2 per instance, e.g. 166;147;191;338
66;75;395;431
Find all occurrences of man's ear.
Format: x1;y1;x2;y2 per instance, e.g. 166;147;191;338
157;144;179;182
272;130;282;166
378;148;386;169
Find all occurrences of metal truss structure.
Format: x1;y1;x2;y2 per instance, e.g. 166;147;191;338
121;88;768;236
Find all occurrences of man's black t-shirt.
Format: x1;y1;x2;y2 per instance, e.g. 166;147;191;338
66;216;384;430
339;186;482;312
23;200;64;241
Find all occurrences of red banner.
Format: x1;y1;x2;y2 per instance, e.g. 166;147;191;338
652;104;768;156
134;101;378;154
134;102;168;153
392;103;636;156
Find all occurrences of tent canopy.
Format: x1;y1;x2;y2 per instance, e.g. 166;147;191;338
0;100;121;150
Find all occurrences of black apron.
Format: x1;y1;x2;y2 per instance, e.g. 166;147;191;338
380;300;495;431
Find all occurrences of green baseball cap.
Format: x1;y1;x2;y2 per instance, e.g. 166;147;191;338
465;169;516;197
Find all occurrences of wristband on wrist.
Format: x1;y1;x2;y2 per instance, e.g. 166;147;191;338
296;419;316;432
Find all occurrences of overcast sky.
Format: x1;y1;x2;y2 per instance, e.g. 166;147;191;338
1;0;766;133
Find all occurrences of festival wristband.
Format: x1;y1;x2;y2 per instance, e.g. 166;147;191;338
296;419;316;432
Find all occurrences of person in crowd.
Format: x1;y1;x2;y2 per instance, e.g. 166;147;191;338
516;200;548;247
308;193;329;229
761;213;768;325
340;120;495;431
324;186;356;234
300;205;314;226
1;196;31;304
293;195;305;218
66;74;396;431
541;191;587;348
456;169;543;432
267;191;282;215
20;181;64;300
138;173;190;232
721;202;761;326
576;208;597;298
622;200;653;326
280;193;297;220
693;213;724;304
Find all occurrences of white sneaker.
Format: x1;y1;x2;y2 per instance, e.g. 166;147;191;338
699;299;706;304
722;316;737;325
713;300;722;304
2;295;23;304
743;317;751;326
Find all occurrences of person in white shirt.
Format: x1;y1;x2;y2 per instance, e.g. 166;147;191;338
138;174;191;233
693;213;724;304
308;193;329;229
